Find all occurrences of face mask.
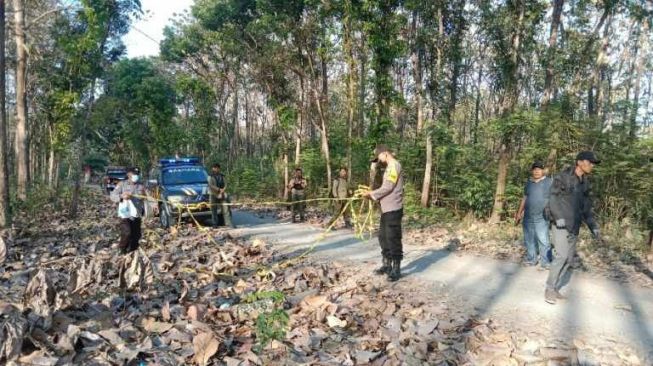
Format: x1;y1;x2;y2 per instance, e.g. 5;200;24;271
131;175;139;183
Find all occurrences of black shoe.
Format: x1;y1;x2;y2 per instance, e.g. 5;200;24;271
374;257;391;275
388;259;401;282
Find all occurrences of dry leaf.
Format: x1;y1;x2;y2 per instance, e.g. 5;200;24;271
326;315;347;328
162;301;171;322
193;332;219;366
0;236;6;263
23;269;55;318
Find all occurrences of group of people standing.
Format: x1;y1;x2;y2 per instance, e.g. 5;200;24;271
108;146;605;295
516;151;603;304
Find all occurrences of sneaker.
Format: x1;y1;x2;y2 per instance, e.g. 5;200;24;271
545;288;557;304
554;290;566;300
524;260;538;266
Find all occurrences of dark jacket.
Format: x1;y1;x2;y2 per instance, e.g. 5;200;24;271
547;166;599;235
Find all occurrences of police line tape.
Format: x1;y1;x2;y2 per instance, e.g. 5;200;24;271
127;187;377;276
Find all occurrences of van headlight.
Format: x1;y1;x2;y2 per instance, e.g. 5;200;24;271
167;195;184;203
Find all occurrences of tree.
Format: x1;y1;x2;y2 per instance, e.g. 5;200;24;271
0;0;9;226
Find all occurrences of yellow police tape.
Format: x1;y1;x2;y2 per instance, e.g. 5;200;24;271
131;185;377;278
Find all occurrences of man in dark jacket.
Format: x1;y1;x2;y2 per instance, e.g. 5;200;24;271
545;151;603;304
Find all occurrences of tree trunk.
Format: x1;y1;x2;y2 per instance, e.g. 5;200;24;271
473;58;483;144
489;0;525;224
343;3;356;184
410;12;424;134
541;0;564;107
421;6;444;208
0;0;9;227
593;13;612;124
358;38;367;137
13;0;28;200
420;132;432;207
629;18;648;140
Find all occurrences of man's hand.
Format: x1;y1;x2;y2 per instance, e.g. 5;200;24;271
514;210;524;223
593;230;605;245
122;192;131;200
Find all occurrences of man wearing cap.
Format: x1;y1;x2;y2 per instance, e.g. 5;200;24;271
288;168;308;223
362;145;404;281
515;161;552;268
545;151;603;304
110;167;145;254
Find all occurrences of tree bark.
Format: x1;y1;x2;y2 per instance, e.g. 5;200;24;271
629;18;648;140
541;0;564;107
489;0;525;224
13;0;28;200
421;6;443;208
0;0;10;227
410;12;424;134
343;0;356;184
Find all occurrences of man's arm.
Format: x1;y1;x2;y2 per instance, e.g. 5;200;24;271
548;175;566;227
582;192;600;238
370;162;399;201
515;197;526;222
110;182;122;203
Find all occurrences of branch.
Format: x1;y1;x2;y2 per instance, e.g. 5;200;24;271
26;6;74;30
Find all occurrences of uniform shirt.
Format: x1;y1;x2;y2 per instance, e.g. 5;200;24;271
370;159;404;213
548;166;599;235
208;173;226;199
110;180;145;218
523;176;552;221
289;177;307;195
332;177;349;199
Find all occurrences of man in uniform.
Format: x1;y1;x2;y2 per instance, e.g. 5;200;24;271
363;145;404;281
288;168;307;222
110;167;145;254
515;161;552;268
327;167;352;228
208;164;234;228
545;151;603;304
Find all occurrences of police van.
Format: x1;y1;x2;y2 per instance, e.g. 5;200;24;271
146;157;212;228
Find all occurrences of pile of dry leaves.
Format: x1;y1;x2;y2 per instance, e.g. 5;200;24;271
0;189;644;365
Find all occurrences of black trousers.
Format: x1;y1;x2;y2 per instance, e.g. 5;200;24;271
379;209;403;260
119;218;141;254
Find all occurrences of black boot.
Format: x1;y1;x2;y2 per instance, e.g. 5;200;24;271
374;257;391;275
388;259;401;282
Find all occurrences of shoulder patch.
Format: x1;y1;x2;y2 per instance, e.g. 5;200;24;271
386;162;399;184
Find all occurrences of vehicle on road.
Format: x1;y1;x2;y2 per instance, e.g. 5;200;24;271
146;157;212;228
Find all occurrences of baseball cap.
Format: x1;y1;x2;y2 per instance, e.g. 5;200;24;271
371;145;391;163
575;151;601;164
531;161;545;170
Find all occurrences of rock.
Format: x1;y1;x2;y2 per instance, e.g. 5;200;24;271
355;350;380;363
326;315;347;328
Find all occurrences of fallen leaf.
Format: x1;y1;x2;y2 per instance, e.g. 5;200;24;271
193;332;219;366
326;315;347;328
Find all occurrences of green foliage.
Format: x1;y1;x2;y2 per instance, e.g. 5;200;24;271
243;290;286;304
254;309;289;353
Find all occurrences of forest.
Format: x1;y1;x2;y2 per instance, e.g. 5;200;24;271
0;0;651;235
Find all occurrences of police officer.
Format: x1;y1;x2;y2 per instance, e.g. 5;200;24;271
362;145;404;281
110;167;145;254
208;163;234;228
328;167;352;228
545;151;603;304
288;168;307;223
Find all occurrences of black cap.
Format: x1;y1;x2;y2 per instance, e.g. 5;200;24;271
531;161;545;170
127;167;139;174
371;145;391;163
576;151;601;164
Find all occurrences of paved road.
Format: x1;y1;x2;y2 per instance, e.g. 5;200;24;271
230;210;653;361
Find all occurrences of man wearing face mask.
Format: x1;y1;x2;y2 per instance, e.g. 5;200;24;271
545;151;603;304
110;167;145;254
362;145;404;281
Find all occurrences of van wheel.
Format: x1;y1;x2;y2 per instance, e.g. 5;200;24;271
160;203;171;228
